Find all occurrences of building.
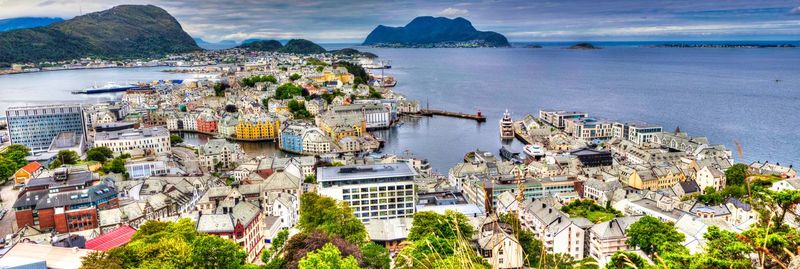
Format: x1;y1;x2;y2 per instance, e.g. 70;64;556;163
199;139;245;171
236;115;281;140
696;165;726;192
463;175;580;213
329;103;390;129
196;113;219;133
196;201;266;263
477;215;525;268
0;243;92;269
539;110;588;129
14;161;44;185
565;117;613;140
618;164;686;190
588;216;643;266
317;163;417;222
94;127;171;156
13;167;119;233
519;197;592;260
301;127;333;155
316;113;366;140
570;148;613;167
5;104;86;152
749;161;797;178
125;160;169;180
611;122;663;145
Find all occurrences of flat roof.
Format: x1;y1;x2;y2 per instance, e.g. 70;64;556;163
317;162;417;182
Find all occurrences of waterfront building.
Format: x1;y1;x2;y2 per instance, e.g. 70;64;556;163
280;123;307;153
309;66;354;84
5;104;86;152
196;113;219;133
302;127;333;155
94;127;171;156
199;139;245;171
749;161;797;178
236;115;281;140
317;163;417;222
316;113;366;140
611;122;663;145
570;148;613;167
565;117;614;140
12;167;119;233
329;103;390;129
219;115;239;137
538;110;588;129
397;99;420;114
652;131;732;161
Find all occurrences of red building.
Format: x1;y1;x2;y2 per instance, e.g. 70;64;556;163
13;167;119;233
196;114;218;134
196;201;265;263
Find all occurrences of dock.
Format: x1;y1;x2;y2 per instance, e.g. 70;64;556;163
417;109;486;122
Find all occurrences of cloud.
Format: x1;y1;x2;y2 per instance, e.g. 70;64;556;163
438;7;469;17
791;6;800;14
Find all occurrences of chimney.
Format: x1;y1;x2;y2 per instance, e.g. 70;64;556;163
609;221;614;228
548;208;552;214
557;217;561;223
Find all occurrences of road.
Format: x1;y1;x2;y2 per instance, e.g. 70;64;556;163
0;182;18;238
172;147;203;175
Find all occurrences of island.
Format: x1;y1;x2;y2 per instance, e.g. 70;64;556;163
362;16;510;48
236;39;283;51
525;44;543;48
0;5;200;65
650;43;797;48
568;42;600;49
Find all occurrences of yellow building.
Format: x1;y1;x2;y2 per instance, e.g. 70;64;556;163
235;116;281;140
316;113;365;140
620;164;687;190
310;67;354;84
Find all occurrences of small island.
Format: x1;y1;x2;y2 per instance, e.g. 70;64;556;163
235;39;327;54
362;16;510;48
568;42;600;49
525;44;543;48
650;43;796;49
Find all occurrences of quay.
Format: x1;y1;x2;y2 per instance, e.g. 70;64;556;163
416;109;486;122
513;121;534;144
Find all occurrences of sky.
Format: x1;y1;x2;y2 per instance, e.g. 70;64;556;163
0;0;799;43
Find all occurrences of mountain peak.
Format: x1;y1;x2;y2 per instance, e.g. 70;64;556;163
363;16;508;47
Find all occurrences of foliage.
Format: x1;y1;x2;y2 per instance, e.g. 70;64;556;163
625;216;685;256
298;192;367;244
80;219;248;269
697;186;725;204
271;229;290;253
290;73;302;81
321;89;345;105
237;40;282;51
336;61;369;84
241;74;278;87
170;134;183;145
214;82;229;97
725;163;749;186
225;104;238;113
86;147;114;163
51;150;79;168
102;155;128;174
367;87;383;99
605;251;650;269
299;243;361;269
283;230;363;269
498;213;543;267
277;39;327;54
360;243;390;269
288;99;312;119
689;226;753;269
407;210;474;241
0;144;30;180
275;83;305;99
304;175;317;184
560;199;622;223
306;58;329;66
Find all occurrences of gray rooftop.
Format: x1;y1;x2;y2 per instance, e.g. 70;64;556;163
95;126;169;141
317;162;417;182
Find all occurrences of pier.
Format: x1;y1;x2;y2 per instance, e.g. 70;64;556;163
417;109;486;122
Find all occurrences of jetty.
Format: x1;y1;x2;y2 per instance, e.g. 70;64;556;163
417;109;486;122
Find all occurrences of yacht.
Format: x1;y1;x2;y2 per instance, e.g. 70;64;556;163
499;110;514;139
523;144;545;160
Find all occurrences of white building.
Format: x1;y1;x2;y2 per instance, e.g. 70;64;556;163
317;163;417;222
588;216;642;267
125;160;168;180
330;103;390;129
94;127;171;156
199;139;245;171
696;165;726;192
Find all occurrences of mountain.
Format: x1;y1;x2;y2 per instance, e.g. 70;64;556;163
330;48;378;59
0;5;200;65
0;17;64;32
277;39;326;54
237;40;283;51
194;38;238;50
362;16;509;47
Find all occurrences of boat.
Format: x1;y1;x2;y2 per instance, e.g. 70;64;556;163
499;145;522;163
71;82;141;94
499;109;514;139
523;144;545;160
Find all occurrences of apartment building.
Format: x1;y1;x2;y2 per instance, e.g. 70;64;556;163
94;126;171;156
539;110;588;129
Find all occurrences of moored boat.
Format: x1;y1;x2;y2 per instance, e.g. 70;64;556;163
523;144;545;160
499;109;514;139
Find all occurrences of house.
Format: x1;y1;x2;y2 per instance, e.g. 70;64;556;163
477;214;525;269
364;217;413;252
696;165;726;192
750;161;797;178
771;178;800;191
199;139;245;171
519;197;590;259
196;201;266;263
588;216;643;267
14;161;43;185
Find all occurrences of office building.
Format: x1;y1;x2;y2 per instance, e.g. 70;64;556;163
94;126;171;156
5;104;85;152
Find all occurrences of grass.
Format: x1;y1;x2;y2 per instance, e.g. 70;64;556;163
561;199;622;223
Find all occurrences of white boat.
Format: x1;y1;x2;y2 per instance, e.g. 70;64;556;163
499;109;514;139
523;144;545;160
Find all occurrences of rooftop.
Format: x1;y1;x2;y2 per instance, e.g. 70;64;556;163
317;162;416;182
95;126;169;141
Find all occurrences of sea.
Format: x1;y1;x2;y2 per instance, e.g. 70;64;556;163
1;41;798;174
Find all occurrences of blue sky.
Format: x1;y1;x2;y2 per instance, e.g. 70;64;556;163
1;0;799;42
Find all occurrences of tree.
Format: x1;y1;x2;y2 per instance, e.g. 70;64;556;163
407;211;473;241
298;243;361;269
107;157;127;174
305;175;316;184
86;147;114;163
213;82;229;97
725;163;748;186
170;134;183;145
54;150;79;166
3;144;30;166
697;187;725;204
290;73;302;81
691;226;753;269
298;193;367;244
225;104;238;113
275;83;304;99
190;235;248;269
283;230;363;269
79;251;123;269
625;216;684;256
360;243;390;269
271;229;290;252
605;251;650;269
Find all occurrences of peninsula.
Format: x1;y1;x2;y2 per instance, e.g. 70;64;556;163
362;16;510;48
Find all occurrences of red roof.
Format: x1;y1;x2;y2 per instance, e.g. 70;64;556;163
85;226;137;251
20;162;42;174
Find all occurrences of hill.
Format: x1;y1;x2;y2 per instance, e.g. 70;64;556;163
194;38;238;50
362;16;509;47
236;39;283;51
0;5;200;65
0;17;63;32
568;42;600;49
277;39;326;54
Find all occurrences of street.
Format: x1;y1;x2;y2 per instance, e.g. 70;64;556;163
0;182;18;238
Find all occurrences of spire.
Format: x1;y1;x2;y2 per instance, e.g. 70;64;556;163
674;126;681;134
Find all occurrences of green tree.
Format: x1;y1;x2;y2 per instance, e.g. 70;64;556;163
691;226;753;269
625;216;685;256
170;134;183;145
274;83;304;99
299;243;361;269
190;235;247;269
54;150;79;166
360;243;390;269
725;163;748;186
290;73;302;81
298;192;367;244
86;147;114;163
697;187;725;204
107;157;127;174
407;211;474;241
3;144;31;167
214;82;229;97
271;229;289;252
305;175;317;184
604;251;650;269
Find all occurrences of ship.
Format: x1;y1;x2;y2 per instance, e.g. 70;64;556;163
71;82;142;94
361;59;392;69
523;144;545;161
499;145;523;163
499;110;514;139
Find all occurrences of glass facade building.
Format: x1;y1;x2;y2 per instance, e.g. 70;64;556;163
5;104;86;152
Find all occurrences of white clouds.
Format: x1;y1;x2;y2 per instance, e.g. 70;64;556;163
437;7;468;17
790;6;800;14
